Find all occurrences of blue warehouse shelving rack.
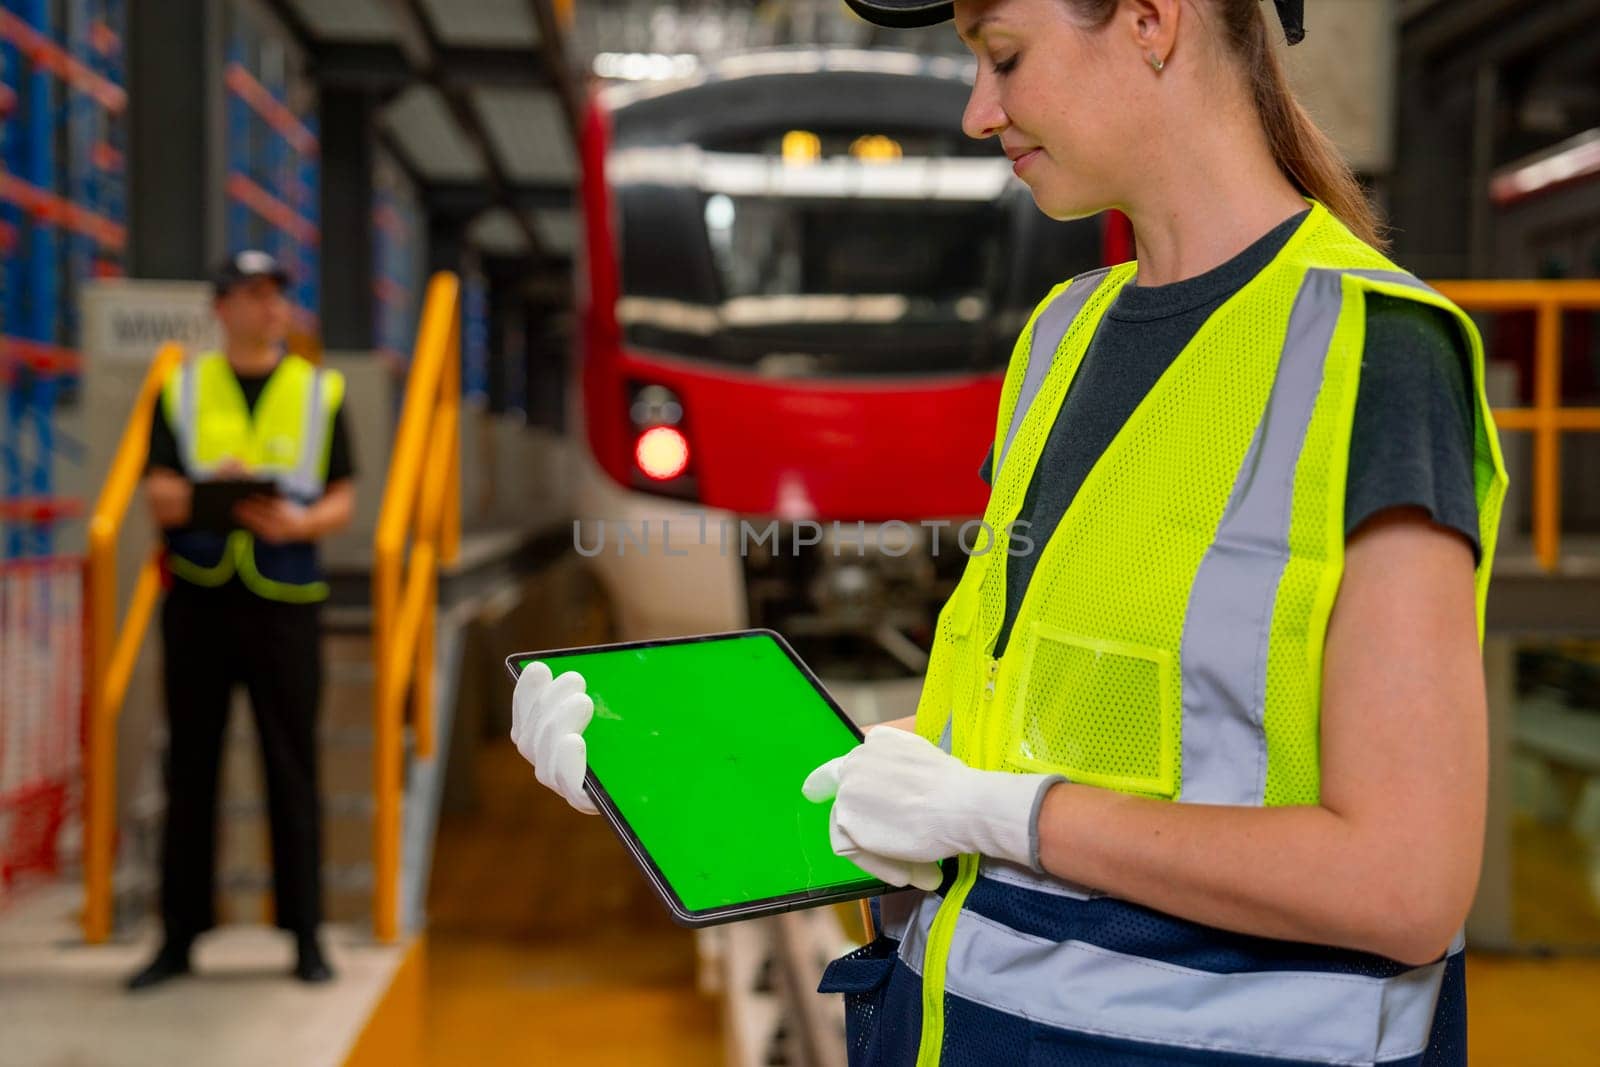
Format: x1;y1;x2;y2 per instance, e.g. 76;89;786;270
222;2;319;341
462;270;489;405
0;0;125;560
372;148;423;372
0;0;124;892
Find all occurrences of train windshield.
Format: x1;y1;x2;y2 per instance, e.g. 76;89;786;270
615;176;1012;377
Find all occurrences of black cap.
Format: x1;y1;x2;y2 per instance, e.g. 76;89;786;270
845;0;1305;44
214;249;290;297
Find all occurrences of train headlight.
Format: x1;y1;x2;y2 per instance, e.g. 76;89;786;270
635;425;690;481
629;383;683;426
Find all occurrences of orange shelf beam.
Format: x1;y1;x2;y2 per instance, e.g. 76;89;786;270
0;10;126;113
0;173;126;252
224;62;318;157
225;172;320;247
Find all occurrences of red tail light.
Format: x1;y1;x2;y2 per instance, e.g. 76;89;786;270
635;425;690;481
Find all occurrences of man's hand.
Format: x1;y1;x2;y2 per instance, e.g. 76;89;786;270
144;469;193;529
234;497;313;544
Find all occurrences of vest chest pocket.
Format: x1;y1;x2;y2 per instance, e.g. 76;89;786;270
1004;623;1180;798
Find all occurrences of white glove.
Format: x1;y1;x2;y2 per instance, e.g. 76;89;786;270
510;662;598;814
802;727;1061;888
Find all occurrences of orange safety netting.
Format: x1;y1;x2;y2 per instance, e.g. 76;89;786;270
0;558;84;900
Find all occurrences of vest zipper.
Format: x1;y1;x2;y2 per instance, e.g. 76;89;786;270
915;653;1001;1067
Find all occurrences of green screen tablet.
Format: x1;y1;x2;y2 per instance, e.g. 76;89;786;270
506;629;893;927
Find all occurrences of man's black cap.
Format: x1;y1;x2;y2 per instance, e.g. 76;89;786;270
214;249;290;297
844;0;1305;44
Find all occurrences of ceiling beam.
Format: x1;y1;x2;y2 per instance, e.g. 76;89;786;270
255;0;316;54
376;126;432;192
1404;0;1600;66
313;41;559;92
426;179;573;218
526;0;582;143
382;0;548;259
1422;0;1600;82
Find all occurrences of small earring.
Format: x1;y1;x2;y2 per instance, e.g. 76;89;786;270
1148;52;1166;72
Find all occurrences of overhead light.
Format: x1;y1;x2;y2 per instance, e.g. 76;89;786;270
1490;128;1600;206
592;52;699;82
608;146;1015;200
850;135;902;163
783;130;821;166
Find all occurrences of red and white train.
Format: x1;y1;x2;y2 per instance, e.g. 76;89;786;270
571;49;1119;716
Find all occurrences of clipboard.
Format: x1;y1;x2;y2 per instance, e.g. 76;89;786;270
506;629;910;927
188;478;280;533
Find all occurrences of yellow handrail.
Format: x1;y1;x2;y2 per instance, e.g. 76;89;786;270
372;272;461;941
1433;280;1600;572
83;341;185;943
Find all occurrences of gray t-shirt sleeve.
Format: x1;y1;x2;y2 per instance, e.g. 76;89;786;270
975;294;1481;564
1345;294;1481;564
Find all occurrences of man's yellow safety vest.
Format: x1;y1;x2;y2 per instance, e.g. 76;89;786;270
883;202;1508;1066
158;352;345;603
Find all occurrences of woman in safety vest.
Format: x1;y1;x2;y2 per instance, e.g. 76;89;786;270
512;1;1506;1063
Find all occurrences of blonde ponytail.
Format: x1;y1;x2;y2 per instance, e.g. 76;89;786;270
1229;2;1387;250
1060;0;1388;250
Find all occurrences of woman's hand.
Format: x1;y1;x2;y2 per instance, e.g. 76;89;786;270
510;663;598;814
803;728;1060;890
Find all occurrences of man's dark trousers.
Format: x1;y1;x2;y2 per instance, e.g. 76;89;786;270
158;577;324;941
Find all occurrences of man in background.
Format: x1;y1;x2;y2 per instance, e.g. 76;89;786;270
128;250;355;990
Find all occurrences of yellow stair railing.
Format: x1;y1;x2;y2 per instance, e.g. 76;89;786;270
83;341;184;943
372;272;461;941
1434;280;1600;572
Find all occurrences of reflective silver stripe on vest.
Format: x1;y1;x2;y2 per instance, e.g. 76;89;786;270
994;268;1112;480
930;907;1449;1065
1179;267;1418;804
977;857;1098;899
897;891;940;971
879;888;927;943
178;357;203;474
283;367;329;498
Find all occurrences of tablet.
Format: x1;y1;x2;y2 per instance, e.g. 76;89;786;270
505;629;893;927
189;478;280;533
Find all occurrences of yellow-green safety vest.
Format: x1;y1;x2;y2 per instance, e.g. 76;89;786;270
896;201;1508;1065
158;351;345;603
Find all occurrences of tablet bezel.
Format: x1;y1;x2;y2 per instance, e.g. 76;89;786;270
189;477;281;532
505;628;893;927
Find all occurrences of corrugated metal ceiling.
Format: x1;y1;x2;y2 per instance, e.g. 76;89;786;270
418;0;541;48
468;208;530;254
383;85;487;181
285;0;397;41
533;210;576;254
473;86;576;182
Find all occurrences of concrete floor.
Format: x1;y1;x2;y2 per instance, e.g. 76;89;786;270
5;725;1596;1066
421;741;721;1067
0;884;409;1067
420;738;1600;1066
